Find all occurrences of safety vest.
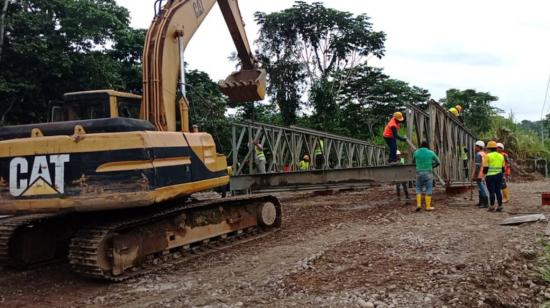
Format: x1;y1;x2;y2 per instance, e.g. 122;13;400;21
449;107;459;117
461;149;468;161
486;151;504;176
314;140;324;155
383;118;400;138
478;151;487;179
255;146;266;161
298;160;310;171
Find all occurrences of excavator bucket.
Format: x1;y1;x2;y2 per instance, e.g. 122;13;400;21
219;69;267;103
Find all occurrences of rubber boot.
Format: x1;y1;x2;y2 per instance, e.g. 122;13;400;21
502;187;510;203
416;194;422;212
425;195;434;211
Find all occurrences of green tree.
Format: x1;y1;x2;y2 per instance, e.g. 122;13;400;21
255;1;386;128
0;0;142;125
441;88;500;135
335;65;430;139
185;69;232;152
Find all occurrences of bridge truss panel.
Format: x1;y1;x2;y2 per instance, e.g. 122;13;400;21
230;122;386;176
406;100;477;186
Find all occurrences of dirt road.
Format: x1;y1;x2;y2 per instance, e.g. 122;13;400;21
0;181;549;307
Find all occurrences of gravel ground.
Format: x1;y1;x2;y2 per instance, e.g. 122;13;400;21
0;180;549;307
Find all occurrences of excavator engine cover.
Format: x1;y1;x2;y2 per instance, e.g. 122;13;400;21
219;69;267;104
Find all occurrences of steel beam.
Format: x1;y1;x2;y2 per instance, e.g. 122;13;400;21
230;165;416;192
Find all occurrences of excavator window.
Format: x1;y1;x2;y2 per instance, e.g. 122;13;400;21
117;97;141;119
63;92;110;121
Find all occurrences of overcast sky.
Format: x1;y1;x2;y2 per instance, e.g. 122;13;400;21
116;0;550;121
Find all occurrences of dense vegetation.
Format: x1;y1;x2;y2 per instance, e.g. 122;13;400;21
0;0;547;162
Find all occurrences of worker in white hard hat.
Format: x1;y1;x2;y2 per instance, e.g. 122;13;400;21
496;143;511;203
472;140;489;208
395;150;409;199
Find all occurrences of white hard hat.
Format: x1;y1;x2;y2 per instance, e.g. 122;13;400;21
396;150;401;155
475;141;485;148
496;143;504;149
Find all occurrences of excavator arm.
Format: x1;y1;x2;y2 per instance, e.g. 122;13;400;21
142;0;266;132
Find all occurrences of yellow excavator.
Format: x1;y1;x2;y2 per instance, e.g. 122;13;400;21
0;0;281;281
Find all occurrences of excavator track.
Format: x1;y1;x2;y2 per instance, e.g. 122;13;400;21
0;213;77;268
69;195;281;281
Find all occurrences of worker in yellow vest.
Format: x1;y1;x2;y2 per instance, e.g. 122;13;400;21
252;140;266;174
483;141;506;212
298;155;310;171
314;139;325;169
449;105;462;117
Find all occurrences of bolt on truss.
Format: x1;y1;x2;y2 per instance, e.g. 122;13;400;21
405;100;477;186
230;122;386;175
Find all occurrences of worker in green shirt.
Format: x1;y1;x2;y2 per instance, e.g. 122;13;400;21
413;141;441;211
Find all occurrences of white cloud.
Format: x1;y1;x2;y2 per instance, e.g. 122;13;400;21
116;0;550;121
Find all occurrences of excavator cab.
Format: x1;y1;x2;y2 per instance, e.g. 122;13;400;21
50;90;142;122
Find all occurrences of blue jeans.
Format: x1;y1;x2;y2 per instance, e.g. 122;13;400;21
476;179;488;198
416;171;433;195
385;137;397;163
486;173;503;206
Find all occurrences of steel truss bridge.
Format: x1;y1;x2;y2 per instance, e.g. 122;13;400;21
229;100;477;193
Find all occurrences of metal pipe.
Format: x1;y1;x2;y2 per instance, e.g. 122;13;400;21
177;32;186;97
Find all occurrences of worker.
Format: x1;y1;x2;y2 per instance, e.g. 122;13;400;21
395;150;409;199
298;154;310;171
462;146;469;180
252;140;266;174
413;141;441;211
383;112;407;164
314;139;325;169
472;141;489;208
497;143;511;203
449;105;462;117
484;141;506;212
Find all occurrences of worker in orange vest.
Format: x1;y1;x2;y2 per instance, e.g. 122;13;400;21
383;112;407;163
497;143;511;203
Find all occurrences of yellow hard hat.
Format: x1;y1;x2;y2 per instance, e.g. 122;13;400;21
303;154;310;160
455;105;462;112
393;112;404;121
487;141;498;149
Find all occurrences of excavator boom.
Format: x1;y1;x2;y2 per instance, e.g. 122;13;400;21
142;0;266;132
